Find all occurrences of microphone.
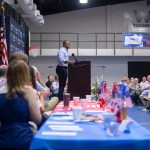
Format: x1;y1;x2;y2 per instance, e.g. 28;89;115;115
72;53;78;62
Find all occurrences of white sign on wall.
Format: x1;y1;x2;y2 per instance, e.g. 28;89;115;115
123;10;150;32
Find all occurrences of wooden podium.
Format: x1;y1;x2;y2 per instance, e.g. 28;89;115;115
68;61;91;100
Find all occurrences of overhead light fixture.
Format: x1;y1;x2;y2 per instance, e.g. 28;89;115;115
17;0;44;26
80;0;88;4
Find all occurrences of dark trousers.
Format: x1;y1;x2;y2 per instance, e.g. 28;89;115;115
56;65;67;101
130;92;140;106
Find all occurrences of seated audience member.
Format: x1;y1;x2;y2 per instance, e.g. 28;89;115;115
130;77;135;83
143;89;150;111
0;60;41;150
29;66;52;128
32;66;50;94
139;75;150;111
128;77;134;88
46;75;53;99
46;75;53;89
32;66;59;112
140;76;148;89
0;65;7;93
51;75;59;97
29;66;44;112
129;78;141;106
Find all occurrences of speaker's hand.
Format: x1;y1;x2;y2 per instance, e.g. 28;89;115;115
69;61;74;65
64;60;74;65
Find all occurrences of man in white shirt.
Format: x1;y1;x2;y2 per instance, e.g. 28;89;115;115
139;75;150;111
51;75;59;97
56;40;73;101
140;76;148;89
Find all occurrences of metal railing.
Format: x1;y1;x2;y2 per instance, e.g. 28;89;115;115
30;32;148;56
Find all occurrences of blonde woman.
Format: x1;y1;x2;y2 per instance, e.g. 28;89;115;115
0;60;41;150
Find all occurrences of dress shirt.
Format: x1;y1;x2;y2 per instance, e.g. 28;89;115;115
57;47;69;67
140;81;149;90
141;82;150;96
51;81;59;94
36;81;46;92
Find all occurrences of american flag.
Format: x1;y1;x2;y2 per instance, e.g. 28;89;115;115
0;1;8;65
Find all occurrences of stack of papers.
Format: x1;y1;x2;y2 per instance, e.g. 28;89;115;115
49;125;83;131
42;131;77;136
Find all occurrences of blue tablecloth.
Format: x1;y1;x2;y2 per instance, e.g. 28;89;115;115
30;113;150;150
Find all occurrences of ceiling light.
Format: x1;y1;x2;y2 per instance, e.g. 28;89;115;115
80;0;88;4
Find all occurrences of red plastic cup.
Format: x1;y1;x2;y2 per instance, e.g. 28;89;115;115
73;97;80;106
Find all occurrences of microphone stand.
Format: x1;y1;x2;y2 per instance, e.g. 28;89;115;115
72;53;78;62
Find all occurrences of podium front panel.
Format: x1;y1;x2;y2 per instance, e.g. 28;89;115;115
68;61;91;100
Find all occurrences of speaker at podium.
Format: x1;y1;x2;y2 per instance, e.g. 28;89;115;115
68;60;91;100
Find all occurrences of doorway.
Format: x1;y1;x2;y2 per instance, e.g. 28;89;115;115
128;61;150;82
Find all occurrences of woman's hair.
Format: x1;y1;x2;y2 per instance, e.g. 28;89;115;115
9;52;28;63
29;65;37;90
7;60;30;98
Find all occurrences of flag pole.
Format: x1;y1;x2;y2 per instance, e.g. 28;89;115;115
0;0;8;65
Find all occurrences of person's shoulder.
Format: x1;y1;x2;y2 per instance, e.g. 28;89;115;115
59;47;66;51
54;81;57;84
23;85;36;100
23;85;34;91
52;81;55;85
36;80;41;85
59;47;62;50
